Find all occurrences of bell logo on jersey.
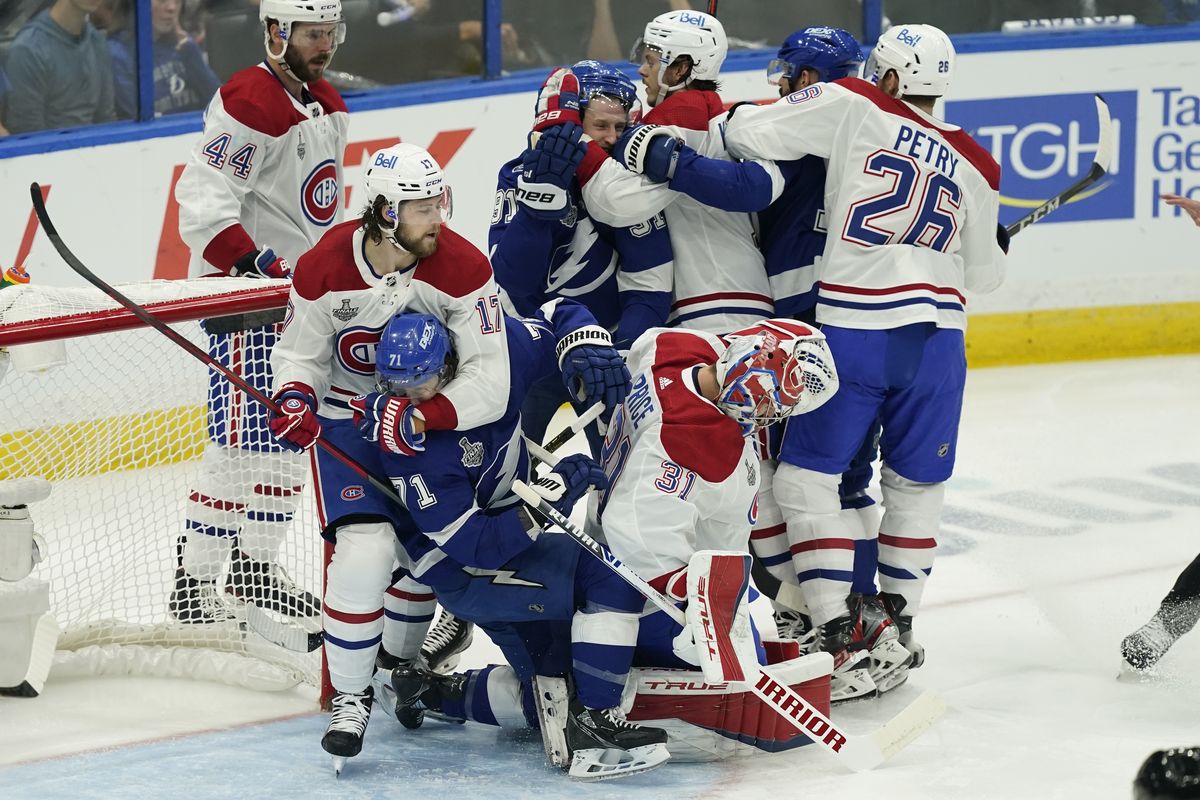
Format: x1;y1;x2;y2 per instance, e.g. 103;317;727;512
301;159;340;227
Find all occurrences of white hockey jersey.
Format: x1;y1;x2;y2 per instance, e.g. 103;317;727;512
271;220;510;431
580;91;781;335
595;326;759;588
724;78;1005;331
176;62;349;276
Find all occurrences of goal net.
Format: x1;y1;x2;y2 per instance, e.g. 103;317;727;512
0;278;323;691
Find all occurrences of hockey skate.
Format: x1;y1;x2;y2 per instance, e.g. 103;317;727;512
882;592;925;670
564;696;670;781
322;686;374;777
773;608;813;641
388;663;467;729
225;548;320;618
1122;594;1200;671
818;612;877;703
169;568;239;624
856;594;913;693
420;609;473;673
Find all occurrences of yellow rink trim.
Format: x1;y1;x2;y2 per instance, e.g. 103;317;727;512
2;302;1198;481
966;302;1200;368
0;405;207;481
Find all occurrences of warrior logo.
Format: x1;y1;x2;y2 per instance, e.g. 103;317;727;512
332;299;359;322
301;159;339;226
459;437;484;468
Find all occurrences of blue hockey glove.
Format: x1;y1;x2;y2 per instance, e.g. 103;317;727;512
532;454;608;517
232;247;291;280
614;124;684;183
517;122;587;220
349;392;426;456
560;344;631;412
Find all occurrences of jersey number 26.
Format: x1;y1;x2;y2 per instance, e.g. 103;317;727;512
843;149;961;253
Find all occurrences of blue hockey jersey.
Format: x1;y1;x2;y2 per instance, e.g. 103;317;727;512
489;156;673;350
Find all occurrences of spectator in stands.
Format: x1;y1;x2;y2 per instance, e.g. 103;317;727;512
107;0;221;117
5;0;117;132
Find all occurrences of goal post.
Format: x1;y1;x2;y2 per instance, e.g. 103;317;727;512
0;278;323;692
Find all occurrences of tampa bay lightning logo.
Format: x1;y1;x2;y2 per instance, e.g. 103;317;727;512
301;158;339;226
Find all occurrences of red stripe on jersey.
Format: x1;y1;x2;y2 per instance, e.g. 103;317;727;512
386;587;436;602
835;78;1001;191
821;281;967;304
411;225;494;299
878;533;937;549
324;605;384;624
644;89;725;130
201;224;257;274
416;394;457;432
791;538;857;554
671;291;774;310
189;492;246;512
253;483;304;498
292;220;370;301
751;523;786;540
220;66;345;137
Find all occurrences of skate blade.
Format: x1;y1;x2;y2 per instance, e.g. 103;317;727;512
332;756;347;777
831;664;878;704
568;743;670;781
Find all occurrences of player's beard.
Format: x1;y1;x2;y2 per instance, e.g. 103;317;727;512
284;46;332;83
395;225;440;258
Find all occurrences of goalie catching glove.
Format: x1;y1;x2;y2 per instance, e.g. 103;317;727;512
555;325;631;412
517;122;588;221
350;393;426;456
268;384;320;452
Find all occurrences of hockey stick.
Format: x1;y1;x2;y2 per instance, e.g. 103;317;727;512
1005;95;1112;237
29;184;409;653
706;0;718;15
529;401;604;470
510;479;945;772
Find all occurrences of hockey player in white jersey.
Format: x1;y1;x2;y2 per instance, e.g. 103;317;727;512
568;10;781;333
723;24;1007;687
170;0;350;624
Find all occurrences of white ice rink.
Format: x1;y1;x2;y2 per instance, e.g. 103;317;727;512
2;355;1198;799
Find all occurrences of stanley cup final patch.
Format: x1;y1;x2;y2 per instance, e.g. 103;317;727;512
460;437;485;468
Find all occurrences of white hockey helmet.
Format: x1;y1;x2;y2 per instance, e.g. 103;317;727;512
260;0;345;64
864;24;954;97
362;143;453;237
715;319;839;435
631;10;727;101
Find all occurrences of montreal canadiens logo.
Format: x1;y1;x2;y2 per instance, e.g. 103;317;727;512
341;485;365;501
336;325;385;375
301;159;339;226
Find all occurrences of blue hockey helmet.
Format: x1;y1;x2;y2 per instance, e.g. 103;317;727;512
767;27;863;87
573;59;639;114
375;313;453;395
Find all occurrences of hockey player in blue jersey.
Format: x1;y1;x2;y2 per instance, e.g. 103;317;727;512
490;60;672;456
312;300;671;780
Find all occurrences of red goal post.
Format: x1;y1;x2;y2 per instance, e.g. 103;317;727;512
0;278;323;692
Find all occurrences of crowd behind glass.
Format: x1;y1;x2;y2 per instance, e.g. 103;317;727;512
0;0;1195;136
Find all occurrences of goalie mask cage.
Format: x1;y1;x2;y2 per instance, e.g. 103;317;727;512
0;278;326;693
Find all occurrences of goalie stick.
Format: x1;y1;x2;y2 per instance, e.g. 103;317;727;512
1006;94;1112;237
28;183;408;652
510;479;945;772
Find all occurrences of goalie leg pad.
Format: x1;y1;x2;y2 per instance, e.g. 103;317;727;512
0;579;60;696
684;550;759;685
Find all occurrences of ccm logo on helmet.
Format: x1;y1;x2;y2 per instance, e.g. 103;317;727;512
301;159;340;226
336;325;385;376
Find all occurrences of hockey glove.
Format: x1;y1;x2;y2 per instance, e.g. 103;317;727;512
614;124;684;182
532;67;582;133
517;122;587;220
232;247;291;280
269;385;320;452
532;454;608;517
350;392;426;456
556;324;631;410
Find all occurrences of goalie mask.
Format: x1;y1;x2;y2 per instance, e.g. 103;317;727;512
260;0;345;73
864;24;954;98
376;313;455;400
362;143;454;247
714;320;839;435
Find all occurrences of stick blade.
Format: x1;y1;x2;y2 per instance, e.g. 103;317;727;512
867;689;946;763
1091;94;1114;176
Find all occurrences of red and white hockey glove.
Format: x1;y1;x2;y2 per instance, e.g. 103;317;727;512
232;247;291;280
532;67;582;134
350;392;426;456
269;385;320;452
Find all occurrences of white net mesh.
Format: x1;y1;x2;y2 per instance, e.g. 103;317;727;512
0;279;322;689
